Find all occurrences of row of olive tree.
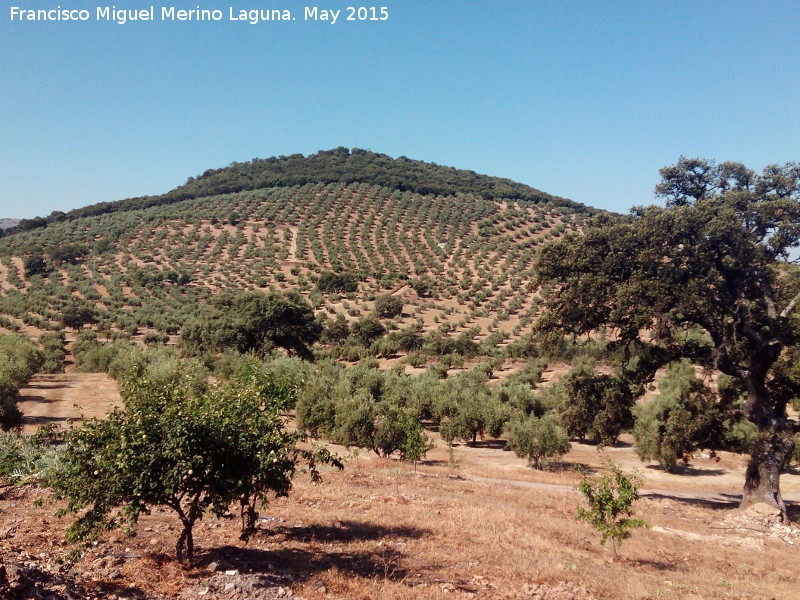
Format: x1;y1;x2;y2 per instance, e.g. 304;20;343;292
0;335;44;429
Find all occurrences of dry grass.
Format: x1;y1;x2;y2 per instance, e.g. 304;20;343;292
10;374;800;599
216;459;800;600
2;449;799;600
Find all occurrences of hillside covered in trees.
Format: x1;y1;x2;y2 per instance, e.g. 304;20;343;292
0;151;588;354
6;147;592;233
1;152;800;600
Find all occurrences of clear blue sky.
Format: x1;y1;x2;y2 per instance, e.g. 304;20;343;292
2;0;799;219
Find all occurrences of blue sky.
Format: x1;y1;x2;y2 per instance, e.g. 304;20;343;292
2;0;799;219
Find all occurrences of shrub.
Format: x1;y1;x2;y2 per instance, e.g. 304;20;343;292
576;459;648;558
54;366;341;561
316;270;358;294
39;331;66;374
0;430;63;484
373;295;403;319
506;412;571;469
632;360;735;471
0;335;44;429
561;363;635;446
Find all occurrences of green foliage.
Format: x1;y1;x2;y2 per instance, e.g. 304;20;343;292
61;301;96;331
576;459;648;557
329;392;429;458
53;365;340;561
350;316;386;347
409;277;434;298
373;294;404;319
0;334;44;429
108;344;208;397
72;332;132;374
181;290;321;359
316;270;358;294
143;331;170;345
561;363;635;446
320;314;350;345
296;362;432;460
23;254;49;278
39;331;66;374
537;158;800;510
506;412;571;469
36;148;588;226
436;369;506;445
46;243;88;265
632;361;742;471
0;430;63;484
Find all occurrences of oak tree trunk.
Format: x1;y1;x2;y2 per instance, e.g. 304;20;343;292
740;375;796;520
740;423;795;520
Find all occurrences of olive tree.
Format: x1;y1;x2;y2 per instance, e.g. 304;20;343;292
536;158;800;517
506;412;571;469
0;335;44;429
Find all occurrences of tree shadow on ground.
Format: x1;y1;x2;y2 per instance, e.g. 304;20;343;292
416;459;447;467
786;504;800;522
17;394;53;404
641;492;742;510
547;460;596;474
573;438;633;449
645;464;727;477
191;520;428;582
93;580;153;599
469;439;507;450
23;382;67;391
265;520;427;544
644;492;800;514
22;415;72;427
630;558;678;572
199;545;412;582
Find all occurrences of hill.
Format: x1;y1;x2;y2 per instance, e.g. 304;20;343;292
0;218;19;230
8;147;592;233
0;150;590;358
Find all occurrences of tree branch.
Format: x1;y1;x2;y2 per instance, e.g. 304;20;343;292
780;290;800;318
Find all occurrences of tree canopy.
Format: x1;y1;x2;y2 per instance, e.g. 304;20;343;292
180;290;321;360
536;157;800;516
7;147;589;231
55;363;340;561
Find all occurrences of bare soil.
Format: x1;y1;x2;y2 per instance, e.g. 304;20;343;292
18;373;121;434
4;374;800;599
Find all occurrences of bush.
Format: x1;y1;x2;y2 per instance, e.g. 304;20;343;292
506;412;571;469
0;430;63;484
54;366;341;561
73;333;132;374
180;290;321;359
316;270;358;294
576;459;648;558
0;335;44;429
632;360;732;471
23;255;49;278
373;295;403;319
143;331;169;345
561;363;634;445
39;332;66;374
350;316;386;347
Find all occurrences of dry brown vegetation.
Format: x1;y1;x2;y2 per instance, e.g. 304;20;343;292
5;376;800;600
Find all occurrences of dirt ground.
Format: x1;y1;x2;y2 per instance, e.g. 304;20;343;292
18;373;121;434
4;373;800;600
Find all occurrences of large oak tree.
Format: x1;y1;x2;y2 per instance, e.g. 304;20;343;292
535;158;800;516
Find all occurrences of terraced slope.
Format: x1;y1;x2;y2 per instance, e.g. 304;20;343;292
0;181;584;346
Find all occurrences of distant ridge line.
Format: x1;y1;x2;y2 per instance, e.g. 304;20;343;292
5;147;594;235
